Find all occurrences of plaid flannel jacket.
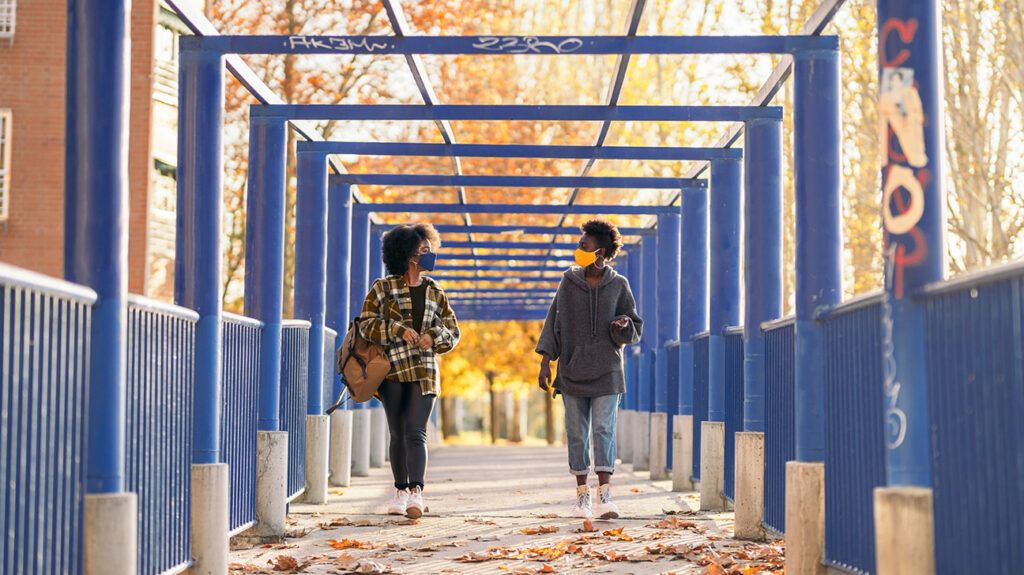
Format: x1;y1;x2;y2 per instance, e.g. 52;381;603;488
357;275;460;395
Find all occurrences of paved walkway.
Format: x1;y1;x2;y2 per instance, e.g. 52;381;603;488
229;445;784;574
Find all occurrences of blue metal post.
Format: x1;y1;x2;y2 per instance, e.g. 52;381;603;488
743;119;783;432
175;40;225;464
793;47;842;462
244;113;288;431
295;150;328;415
878;0;944;486
679;187;709;417
708;158;742;423
639;235;660;413
347;210;371;410
326;183;353;403
367;228;384;411
656;213;682;414
65;0;131;491
622;253;638;410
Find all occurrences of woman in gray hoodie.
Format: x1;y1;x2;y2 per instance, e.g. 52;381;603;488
536;219;643;519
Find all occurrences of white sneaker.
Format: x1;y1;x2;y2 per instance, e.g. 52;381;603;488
594;484;620;519
571;485;593;518
386;488;409;515
406;487;424;519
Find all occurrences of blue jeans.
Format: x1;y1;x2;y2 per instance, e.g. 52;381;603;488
562;393;620;475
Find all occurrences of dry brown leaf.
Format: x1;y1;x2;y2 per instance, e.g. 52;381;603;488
229;563;265;574
630;487;641;493
353;560;390;574
262;542;298;550
520;525;559;535
602;527;634;541
455;551;503;563
465;518;498;526
580;519;597;533
269;555;302;572
327;538;375;550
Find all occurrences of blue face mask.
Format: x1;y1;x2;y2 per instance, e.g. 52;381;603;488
417;251;438;272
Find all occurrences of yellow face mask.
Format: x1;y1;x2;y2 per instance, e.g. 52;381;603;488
574;248;600;268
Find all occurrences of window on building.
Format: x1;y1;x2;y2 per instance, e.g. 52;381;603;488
0;109;10;222
0;0;15;41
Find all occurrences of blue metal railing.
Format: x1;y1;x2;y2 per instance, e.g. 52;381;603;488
665;341;680;470
281;320;310;501
921;264;1024;574
124;296;196;575
323;327;337;414
821;294;886;574
691;333;709;481
723;327;745;501
763;316;794;534
221;312;261;534
0;264;94;574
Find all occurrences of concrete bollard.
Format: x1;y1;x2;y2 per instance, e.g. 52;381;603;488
329;409;353;487
351;409;371;477
619;409;634;463
304;415;330;504
84;492;137;575
370;407;387;468
253;430;288;539
874;487;935;575
734;432;766;540
699;421;726;511
632;411;651;471
672;414;695;492
649;412;669;480
785;461;826;575
189;463;229;574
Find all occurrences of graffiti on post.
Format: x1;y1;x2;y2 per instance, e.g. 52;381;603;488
471;36;584;54
880;296;908;449
880;18;930;300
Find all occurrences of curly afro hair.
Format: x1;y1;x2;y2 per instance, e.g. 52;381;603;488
381;223;442;277
581;219;624;260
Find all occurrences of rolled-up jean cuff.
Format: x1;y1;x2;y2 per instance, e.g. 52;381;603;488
570;468;590;476
594;466;615;474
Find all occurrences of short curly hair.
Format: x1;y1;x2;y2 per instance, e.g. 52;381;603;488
381;223;442;276
581;219;624;260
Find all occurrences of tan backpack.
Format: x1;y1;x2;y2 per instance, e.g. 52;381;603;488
331;316;392;407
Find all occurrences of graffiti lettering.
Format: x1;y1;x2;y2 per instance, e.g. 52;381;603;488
880;296;908;449
472;36;584;54
287;36;390;53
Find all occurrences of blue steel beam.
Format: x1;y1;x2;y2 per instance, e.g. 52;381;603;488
197;35;839;55
707;158;742;424
878;0;944;487
436;265;568;273
678;187;709;418
443;241;586;250
638;237;659;413
299;141;741;161
65;0;132;492
655;212;682;432
294;148;329;415
793;45;842;463
377;224;655;236
325;183;353;404
441;254;572;262
357;203;680;215
254;104;783;122
430;274;564;282
334;174;705;189
446;288;556;295
742;119;783;433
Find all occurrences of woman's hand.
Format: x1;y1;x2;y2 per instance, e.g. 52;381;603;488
417;333;434;351
538;358;552;391
402;327;419;346
611;317;630;330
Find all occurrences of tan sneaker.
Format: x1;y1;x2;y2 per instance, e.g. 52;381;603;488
572;484;593;518
594;484;620;519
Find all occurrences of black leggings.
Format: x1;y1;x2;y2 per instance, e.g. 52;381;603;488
377;380;436;490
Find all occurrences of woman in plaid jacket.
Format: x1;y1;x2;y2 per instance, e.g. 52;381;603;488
358;223;460;519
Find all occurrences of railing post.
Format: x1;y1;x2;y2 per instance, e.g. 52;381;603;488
788;43;842;574
367;229;389;469
619;252;637;465
702;158;741;511
348;210;372;477
675;186;708;492
294;149;330;504
651;213;681;480
874;2;943;573
65;0;137;570
736;118;783;540
326;182;354;487
633;235;659;472
244;111;289;538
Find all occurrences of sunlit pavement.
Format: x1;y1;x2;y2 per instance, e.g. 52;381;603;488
228;444;784;574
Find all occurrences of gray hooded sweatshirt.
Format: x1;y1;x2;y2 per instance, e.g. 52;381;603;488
535;266;643;397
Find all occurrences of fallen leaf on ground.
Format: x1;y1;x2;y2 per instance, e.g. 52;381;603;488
354;560;391;574
327;538;376;550
579;519;597;532
535;513;559;518
229;563;265;574
474;534;501;542
464;518;498;526
262;542;298;550
602;527;634;541
630;487;641;493
269;555;303;572
320;517;376;529
520;525;559;535
647;517;702;531
455;551;504;563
